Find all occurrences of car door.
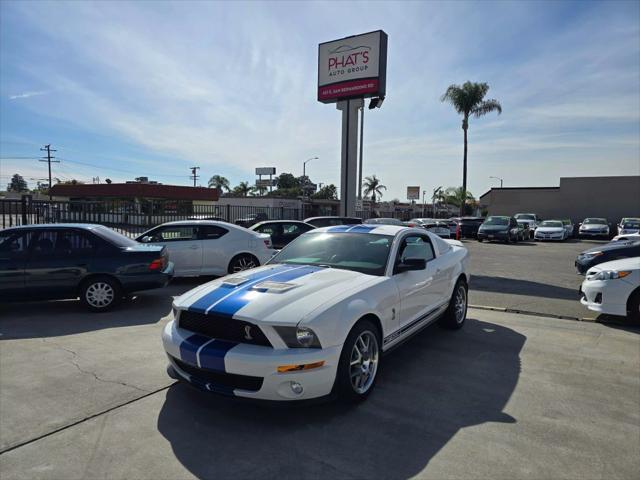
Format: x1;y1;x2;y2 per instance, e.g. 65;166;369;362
140;225;202;276
25;228;96;299
199;225;230;275
0;230;33;301
392;234;442;328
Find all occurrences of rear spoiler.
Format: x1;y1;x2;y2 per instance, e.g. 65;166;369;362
444;239;463;247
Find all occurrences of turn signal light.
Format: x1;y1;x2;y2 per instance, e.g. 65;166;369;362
277;361;325;373
149;258;165;271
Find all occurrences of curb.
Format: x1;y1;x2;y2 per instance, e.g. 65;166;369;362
469;304;597;322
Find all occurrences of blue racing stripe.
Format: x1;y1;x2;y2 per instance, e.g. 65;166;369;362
210;265;324;317
327;225;352;232
347;225;377;233
179;334;211;365
198;339;238;371
187;265;294;314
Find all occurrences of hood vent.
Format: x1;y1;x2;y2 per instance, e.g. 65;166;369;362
251;281;298;293
222;276;249;287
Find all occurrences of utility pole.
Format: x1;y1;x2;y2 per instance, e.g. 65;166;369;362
432;186;442;219
190;166;200;187
39;144;59;200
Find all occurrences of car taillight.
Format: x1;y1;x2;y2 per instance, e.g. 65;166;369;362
149;258;165;271
264;239;271;248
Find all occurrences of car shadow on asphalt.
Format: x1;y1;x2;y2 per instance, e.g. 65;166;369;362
156;318;525;479
0;278;210;339
470;274;578;301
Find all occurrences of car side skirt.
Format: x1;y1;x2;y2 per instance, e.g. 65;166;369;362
382;302;448;352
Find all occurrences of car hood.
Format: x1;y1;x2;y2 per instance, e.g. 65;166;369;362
580;224;607;230
480;225;509;231
581;241;639;255
536;227;564;234
586;257;640;273
173;263;382;325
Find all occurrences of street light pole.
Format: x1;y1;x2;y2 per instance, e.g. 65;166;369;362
489;176;504;188
303;156;318;179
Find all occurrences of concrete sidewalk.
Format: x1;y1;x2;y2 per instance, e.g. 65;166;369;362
1;308;638;480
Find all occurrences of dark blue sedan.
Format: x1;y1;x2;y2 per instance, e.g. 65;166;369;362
0;224;174;311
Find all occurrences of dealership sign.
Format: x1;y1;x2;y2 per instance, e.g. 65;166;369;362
318;30;388;103
407;186;420;201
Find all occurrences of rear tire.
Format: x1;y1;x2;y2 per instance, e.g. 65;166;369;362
335;320;381;403
439;279;468;330
228;254;259;274
80;276;121;312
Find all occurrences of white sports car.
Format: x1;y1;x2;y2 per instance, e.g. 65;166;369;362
163;224;470;402
137;220;275;277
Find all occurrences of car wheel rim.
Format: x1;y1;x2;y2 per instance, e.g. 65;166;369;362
233;257;256;272
86;282;114;308
455;285;467;324
349;331;379;395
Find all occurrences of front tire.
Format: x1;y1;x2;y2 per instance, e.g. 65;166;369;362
439;279;468;329
80;276;121;312
627;290;640;323
335;320;381;402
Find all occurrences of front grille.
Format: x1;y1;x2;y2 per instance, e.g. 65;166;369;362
179;310;273;347
171;356;263;392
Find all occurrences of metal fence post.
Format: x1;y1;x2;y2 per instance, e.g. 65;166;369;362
21;196;28;225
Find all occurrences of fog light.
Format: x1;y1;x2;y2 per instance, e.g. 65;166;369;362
290;381;303;395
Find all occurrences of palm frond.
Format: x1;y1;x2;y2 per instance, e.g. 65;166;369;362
471;99;502;118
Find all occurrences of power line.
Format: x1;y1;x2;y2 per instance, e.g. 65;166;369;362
40;144;59;200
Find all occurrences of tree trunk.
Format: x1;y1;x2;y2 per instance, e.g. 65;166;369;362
461;117;468;217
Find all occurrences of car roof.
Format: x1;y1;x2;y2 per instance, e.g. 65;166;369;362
1;223;101;231
312;224;412;236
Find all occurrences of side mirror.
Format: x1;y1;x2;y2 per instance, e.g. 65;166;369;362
396;257;426;273
139;236;152;243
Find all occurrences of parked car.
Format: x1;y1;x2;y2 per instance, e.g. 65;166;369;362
534;220;569;241
561;219;575;238
617;218;640;236
514;213;541;236
580;257;640;321
234;212;268;228
364;217;405;226
304;216;362;228
575;240;640;274
409;219;451;238
0;224;173;311
250;220;315;250
477;216;519;243
163;224;469;402
187;215;227;222
578;218;610;239
451;217;484;238
136;220;274;277
515;220;531;241
612;232;640;242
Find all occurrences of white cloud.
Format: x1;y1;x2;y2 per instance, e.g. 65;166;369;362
8;90;47;100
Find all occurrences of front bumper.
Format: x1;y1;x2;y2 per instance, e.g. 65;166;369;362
579;229;609;237
580;279;629;317
535;232;564;241
477;230;509;241
162;320;342;401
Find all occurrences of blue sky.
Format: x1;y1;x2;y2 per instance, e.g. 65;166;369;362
1;0;638;200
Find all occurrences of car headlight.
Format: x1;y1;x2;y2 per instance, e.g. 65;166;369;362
591;270;631;280
582;251;603;258
273;326;322;348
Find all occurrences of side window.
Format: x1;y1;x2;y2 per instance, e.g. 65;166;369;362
255;225;277;236
55;230;105;257
397;235;435;264
0;231;33;259
31;230;57;259
151;226;198;242
282;224;302;235
200;225;229;240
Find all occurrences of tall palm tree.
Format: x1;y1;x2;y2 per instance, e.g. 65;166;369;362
441;81;502;216
232;181;253;197
443;187;475;209
362;175;387;205
208;175;231;192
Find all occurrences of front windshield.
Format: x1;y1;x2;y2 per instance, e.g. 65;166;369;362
484;217;509;226
584;218;606;225
515;214;535;220
623;222;640;229
270;232;392;276
540;221;563;228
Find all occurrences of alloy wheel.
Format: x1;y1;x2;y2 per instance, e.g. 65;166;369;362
233;256;256;272
349;331;379;394
455;284;467;324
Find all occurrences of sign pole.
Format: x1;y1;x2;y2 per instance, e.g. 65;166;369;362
337;98;363;217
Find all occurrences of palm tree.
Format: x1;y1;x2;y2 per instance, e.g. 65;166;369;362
208;175;231;192
232;181;253;197
443;187;475;210
362;175;387;205
441;81;502;216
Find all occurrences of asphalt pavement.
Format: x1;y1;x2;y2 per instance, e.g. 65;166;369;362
1;289;638;479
